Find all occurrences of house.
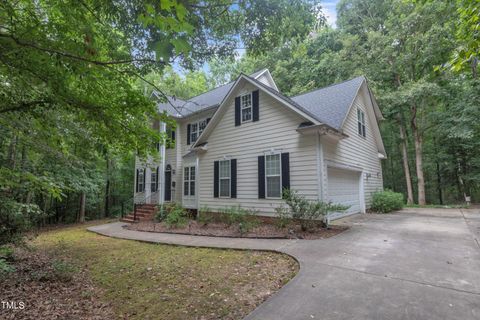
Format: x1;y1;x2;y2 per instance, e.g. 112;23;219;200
130;69;386;221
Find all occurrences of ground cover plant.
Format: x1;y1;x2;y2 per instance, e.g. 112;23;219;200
0;220;298;320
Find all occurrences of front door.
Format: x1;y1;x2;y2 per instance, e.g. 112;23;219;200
164;167;172;201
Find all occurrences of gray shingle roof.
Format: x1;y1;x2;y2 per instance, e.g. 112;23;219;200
155;70;365;130
155;69;268;117
291;76;365;129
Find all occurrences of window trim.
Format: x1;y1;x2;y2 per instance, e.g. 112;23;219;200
357;108;366;138
183;166;196;197
138;169;145;193
264;153;282;199
218;159;231;198
189;119;208;144
151;169;157;192
240;92;253;123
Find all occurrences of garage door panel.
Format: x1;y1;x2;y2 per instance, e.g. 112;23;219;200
327;167;361;219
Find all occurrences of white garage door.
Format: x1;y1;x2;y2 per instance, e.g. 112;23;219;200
327;167;361;220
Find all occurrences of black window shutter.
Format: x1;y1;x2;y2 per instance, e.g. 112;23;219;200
156;167;159;192
171;130;175;142
143;168;146;192
206;117;211;124
135;169;139;192
231;159;237;198
252;90;259;122
187;124;191;145
213;161;219;198
235;97;241;126
258;156;265;199
281;153;290;197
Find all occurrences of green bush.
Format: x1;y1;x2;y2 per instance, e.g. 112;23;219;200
197;206;214;226
164;204;188;228
281;189;349;230
0;197;45;245
155;202;177;222
371;190;404;213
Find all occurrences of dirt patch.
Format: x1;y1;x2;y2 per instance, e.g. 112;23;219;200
127;220;348;240
0;246;115;320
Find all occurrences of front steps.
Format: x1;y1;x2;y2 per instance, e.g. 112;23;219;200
120;204;157;223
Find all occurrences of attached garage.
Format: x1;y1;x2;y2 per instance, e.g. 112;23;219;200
327;167;364;220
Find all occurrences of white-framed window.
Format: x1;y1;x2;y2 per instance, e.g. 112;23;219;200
265;153;281;198
219;160;231;198
241;93;252;123
189;119;208;143
151;169;158;192
184;166;195;196
138;169;145;192
190;123;198;143
357;108;366;137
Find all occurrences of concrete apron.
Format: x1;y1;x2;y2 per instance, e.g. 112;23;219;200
88;208;480;320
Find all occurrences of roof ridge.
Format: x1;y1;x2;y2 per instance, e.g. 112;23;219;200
291;75;365;99
180;69;267;102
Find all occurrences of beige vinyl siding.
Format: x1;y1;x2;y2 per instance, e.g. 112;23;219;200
322;84;383;207
198;83;318;216
174;110;216;204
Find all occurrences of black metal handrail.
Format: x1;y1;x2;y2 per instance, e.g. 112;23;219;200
133;192;159;221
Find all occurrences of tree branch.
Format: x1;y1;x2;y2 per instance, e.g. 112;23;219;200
0;33;164;67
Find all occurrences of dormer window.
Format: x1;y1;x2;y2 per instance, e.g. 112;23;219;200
241;93;252;123
357;108;366;138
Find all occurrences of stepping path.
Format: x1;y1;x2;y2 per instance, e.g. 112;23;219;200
88;208;480;320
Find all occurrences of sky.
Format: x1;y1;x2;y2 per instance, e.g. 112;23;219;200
322;0;339;28
174;0;340;75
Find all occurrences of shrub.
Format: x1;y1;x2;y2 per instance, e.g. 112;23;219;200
371;190;404;213
0;197;45;245
52;259;77;282
197;206;214;226
155;202;177;222
274;205;291;229
164;204;188;228
281;189;349;231
238;218;260;235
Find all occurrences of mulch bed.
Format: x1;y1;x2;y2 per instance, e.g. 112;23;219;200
0;246;115;320
127;220;348;240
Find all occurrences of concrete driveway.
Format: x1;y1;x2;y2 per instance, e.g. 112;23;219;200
247;208;480;320
89;208;480;320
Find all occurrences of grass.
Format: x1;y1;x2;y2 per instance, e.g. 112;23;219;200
32;220;298;319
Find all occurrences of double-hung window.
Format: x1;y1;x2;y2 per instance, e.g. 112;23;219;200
357;108;366;137
138;170;145;192
241;93;252;123
219;160;231;197
265;154;281;198
151;169;158;192
189;119;208;144
190;123;198;143
184;166;195;196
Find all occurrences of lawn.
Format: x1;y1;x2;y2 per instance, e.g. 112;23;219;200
2;220;298;320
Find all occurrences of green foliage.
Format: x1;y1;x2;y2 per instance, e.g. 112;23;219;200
51;259;77;282
371;190;404;213
197;206;214;226
0;196;45;244
164;204;188;228
0;245;14;261
280;189;348;231
274;206;292;229
0;258;15;275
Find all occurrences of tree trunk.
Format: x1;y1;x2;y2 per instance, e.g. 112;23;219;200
436;160;443;205
7;135;18;170
398;120;414;204
411;104;426;205
79;192;86;223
